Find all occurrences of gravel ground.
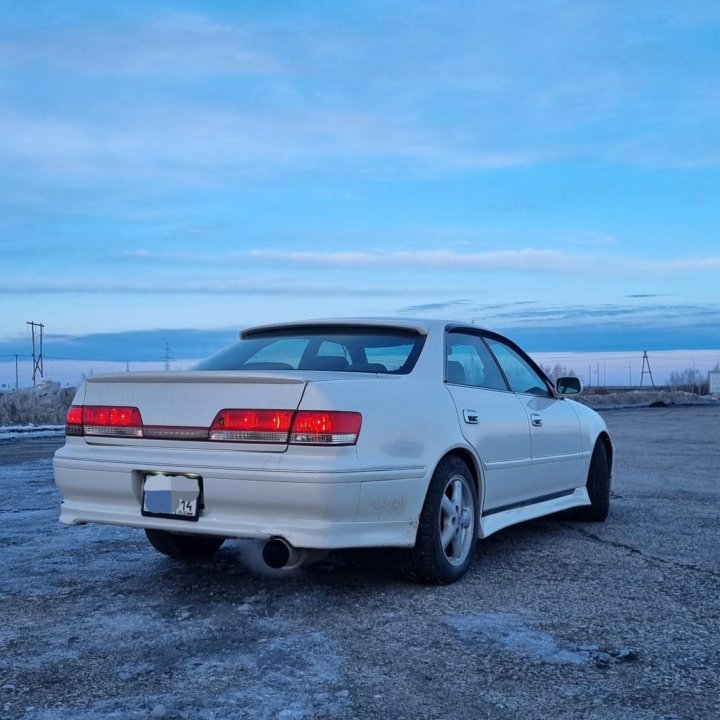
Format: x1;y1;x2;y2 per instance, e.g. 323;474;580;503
1;406;718;720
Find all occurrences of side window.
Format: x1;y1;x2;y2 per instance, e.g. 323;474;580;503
445;332;507;391
486;339;551;397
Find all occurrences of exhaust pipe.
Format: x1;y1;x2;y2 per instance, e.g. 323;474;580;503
262;537;327;570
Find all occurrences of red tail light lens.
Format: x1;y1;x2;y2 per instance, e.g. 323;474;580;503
65;405;84;436
66;404;361;445
81;406;144;437
208;409;362;445
209;409;294;443
290;411;362;445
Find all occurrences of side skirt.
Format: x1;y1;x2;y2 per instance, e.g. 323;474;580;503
478;487;591;539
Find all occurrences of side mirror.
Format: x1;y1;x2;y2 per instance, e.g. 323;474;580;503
556;376;583;396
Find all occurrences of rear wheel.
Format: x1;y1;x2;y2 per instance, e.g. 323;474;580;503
401;456;478;584
573;440;610;522
145;529;225;560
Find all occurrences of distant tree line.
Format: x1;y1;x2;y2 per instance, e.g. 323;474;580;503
539;363;576;382
668;368;710;395
538;362;716;395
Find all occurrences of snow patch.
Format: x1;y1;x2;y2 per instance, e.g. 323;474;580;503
447;613;637;667
578;389;717;410
448;612;588;664
0;425;64;441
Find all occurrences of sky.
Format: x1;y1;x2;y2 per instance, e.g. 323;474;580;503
1;0;719;368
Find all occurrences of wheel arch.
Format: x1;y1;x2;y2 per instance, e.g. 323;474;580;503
596;430;614;480
434;445;484;510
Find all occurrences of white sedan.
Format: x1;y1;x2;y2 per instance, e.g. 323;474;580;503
53;319;612;584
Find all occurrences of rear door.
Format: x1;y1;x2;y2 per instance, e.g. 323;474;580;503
443;331;533;512
485;338;585;493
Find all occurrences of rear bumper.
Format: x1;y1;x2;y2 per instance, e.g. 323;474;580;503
53;446;427;549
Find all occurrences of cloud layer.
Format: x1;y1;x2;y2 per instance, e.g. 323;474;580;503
2;2;719;349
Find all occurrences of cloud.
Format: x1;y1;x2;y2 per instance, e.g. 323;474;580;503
3;3;720;196
389;297;720;338
0;277;414;298
512;321;720;352
0;11;552;186
3;306;717;361
33;246;720;282
466;301;720;331
0;13;281;77
0;107;540;192
626;293;672;298
244;248;720;276
247;248;581;272
400;300;472;313
399;300;538;315
648;257;720;271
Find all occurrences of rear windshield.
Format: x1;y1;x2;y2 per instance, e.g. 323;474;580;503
194;325;426;374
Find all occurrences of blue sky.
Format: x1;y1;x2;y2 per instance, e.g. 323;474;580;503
1;0;719;361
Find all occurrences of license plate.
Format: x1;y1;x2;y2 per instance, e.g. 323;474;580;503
142;474;201;521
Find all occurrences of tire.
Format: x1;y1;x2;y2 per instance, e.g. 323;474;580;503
573;440;610;522
401;456;478;584
145;528;225;560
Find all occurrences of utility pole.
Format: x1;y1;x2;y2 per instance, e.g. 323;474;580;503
162;343;173;372
14;354;19;389
26;321;44;386
640;351;655;387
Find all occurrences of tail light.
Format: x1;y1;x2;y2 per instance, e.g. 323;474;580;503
66;405;361;445
290;411;362;445
209;409;362;445
209;409;294;443
65;406;84;436
65;405;144;438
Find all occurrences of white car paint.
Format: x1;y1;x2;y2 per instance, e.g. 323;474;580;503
53;318;612;555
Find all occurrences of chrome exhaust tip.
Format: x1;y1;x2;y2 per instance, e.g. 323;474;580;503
262;537;297;569
262;538;327;570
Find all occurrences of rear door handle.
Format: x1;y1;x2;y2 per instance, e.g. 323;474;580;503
463;409;479;424
531;413;543;427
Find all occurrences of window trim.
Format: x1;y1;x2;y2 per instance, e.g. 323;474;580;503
445;325;556;397
443;328;509;392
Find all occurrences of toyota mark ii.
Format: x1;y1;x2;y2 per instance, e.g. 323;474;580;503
53;319;612;584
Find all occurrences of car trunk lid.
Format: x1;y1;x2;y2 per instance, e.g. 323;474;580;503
80;371;308;452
